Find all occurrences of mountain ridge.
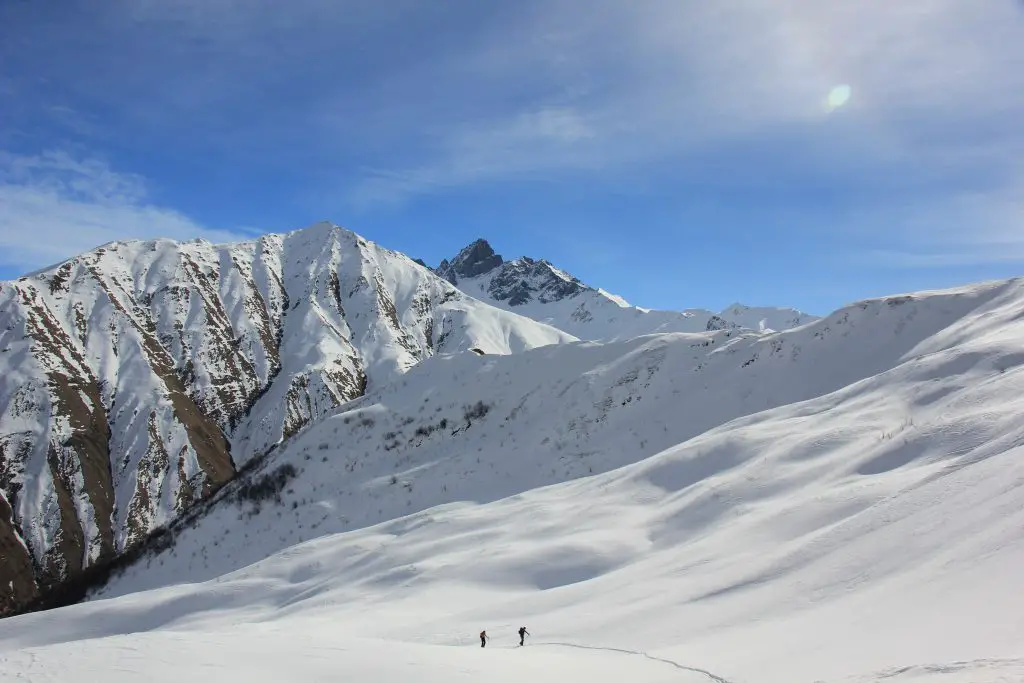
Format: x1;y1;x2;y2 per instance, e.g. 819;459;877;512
431;238;819;338
0;221;572;614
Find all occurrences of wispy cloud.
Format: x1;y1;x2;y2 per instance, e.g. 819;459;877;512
348;106;603;207
0;151;250;276
835;178;1024;268
862;248;1024;269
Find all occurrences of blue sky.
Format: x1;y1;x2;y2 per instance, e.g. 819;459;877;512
2;1;1023;315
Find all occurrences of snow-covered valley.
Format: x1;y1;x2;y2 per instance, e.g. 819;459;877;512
1;274;1023;682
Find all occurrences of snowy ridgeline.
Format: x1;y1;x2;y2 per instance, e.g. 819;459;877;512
0;222;573;612
0;278;1021;682
434;238;818;340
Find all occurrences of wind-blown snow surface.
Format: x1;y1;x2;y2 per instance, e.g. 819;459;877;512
436;239;818;339
0;221;571;611
2;279;1024;683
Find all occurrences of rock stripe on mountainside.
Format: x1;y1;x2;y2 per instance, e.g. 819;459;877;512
0;222;571;614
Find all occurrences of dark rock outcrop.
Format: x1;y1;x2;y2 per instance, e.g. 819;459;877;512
437;239;504;284
435;241;585;308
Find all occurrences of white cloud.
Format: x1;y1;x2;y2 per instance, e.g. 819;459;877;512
347;106;604;207
0;151;250;276
1;151;147;204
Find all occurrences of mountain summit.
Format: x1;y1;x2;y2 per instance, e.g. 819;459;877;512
436;239;505;283
0;222;571;614
437;240;585;308
432;239;818;339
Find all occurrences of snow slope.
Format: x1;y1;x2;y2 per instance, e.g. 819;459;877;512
0;221;572;612
0;629;721;683
435;238;819;339
1;278;1022;683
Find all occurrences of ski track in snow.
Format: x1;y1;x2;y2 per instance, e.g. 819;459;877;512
535;642;734;683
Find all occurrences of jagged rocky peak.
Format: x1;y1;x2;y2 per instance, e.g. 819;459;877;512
435;239;586;307
488;257;585;306
705;315;732;331
437;239;504;284
431;236;820;340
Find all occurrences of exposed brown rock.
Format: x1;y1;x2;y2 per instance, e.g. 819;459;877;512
175;445;195;513
125;413;171;548
21;290;117;569
282;374;313;440
374;272;419;357
39;444;87;588
0;493;37;614
85;264;236;494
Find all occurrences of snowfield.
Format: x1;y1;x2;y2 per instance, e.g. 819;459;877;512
2;278;1024;682
0;629;721;683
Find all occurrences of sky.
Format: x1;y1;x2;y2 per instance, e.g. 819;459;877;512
2;1;1023;315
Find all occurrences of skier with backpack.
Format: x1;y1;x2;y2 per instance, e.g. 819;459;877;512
480;630;488;648
518;626;529;646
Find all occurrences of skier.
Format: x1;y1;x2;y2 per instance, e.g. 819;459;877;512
480;630;488;648
518;626;529;646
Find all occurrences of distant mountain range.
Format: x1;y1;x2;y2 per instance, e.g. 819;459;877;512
432;238;818;339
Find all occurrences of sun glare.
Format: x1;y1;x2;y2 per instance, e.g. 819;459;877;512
826;84;852;111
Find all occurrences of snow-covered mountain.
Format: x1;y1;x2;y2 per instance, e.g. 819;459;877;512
0;222;572;614
435;238;818;339
2;277;1023;683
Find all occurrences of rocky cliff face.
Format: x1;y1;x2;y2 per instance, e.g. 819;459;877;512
436;239;505;283
0;222;571;613
437;239;586;307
